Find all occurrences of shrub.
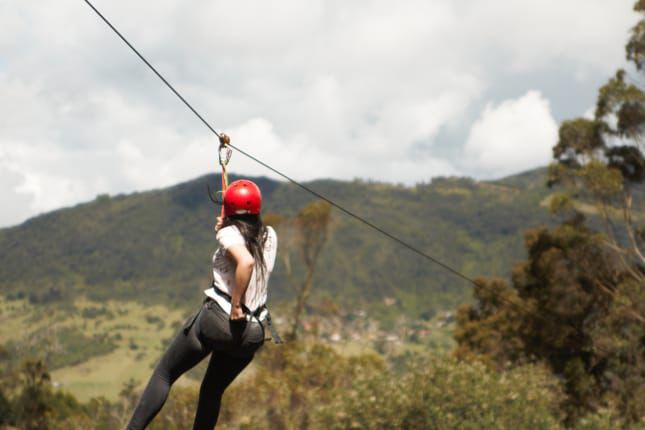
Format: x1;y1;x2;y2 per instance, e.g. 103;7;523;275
314;356;564;430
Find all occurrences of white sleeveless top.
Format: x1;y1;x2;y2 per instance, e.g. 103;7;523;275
204;225;277;312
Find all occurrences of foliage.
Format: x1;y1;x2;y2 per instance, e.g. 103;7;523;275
191;343;571;430
550;59;644;271
573;408;645;430
14;360;54;430
2;340;644;429
627;0;645;70
0;359;85;430
452;5;645;425
269;200;333;340
147;386;199;430
315;357;564;430
455;216;645;423
4;326;118;371
216;342;385;429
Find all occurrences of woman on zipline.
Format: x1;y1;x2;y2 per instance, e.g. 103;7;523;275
127;178;278;430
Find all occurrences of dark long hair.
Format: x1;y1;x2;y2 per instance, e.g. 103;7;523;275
222;214;269;280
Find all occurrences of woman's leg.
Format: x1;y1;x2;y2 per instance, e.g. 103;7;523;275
192;352;255;430
126;309;211;430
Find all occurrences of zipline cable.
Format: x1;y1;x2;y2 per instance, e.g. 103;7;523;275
83;0;477;287
82;0;621;354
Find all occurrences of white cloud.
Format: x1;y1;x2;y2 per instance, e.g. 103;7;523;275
0;163;32;226
461;91;558;178
0;140;110;214
0;0;639;227
463;0;636;75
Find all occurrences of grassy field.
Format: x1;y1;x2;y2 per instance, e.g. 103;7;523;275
1;296;455;402
0;296;194;401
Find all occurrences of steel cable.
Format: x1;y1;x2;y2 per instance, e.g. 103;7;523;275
83;0;614;350
83;0;477;287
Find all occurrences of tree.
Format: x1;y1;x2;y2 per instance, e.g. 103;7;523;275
289;201;332;340
148;386;198;430
14;359;54;430
457;1;645;424
266;200;332;340
627;0;645;71
550;7;644;271
0;345;14;426
264;212;298;299
455;216;644;422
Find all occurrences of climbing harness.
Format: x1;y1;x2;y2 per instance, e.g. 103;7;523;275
210;283;283;344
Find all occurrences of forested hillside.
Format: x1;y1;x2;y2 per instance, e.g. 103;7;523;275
0;168;559;316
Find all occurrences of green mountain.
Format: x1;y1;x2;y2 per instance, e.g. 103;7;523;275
0;168;557;317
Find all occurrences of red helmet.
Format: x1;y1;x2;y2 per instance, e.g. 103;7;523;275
223;179;262;216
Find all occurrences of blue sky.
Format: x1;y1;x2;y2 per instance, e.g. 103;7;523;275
0;0;641;227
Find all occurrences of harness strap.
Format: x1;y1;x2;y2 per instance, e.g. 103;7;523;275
263;311;283;344
210;283;283;344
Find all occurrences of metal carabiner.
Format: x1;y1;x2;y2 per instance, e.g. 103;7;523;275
217;133;232;218
207;133;232;210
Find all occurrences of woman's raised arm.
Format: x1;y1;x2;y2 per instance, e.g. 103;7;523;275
226;244;255;320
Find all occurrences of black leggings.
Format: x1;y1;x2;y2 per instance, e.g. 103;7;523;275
126;299;264;430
